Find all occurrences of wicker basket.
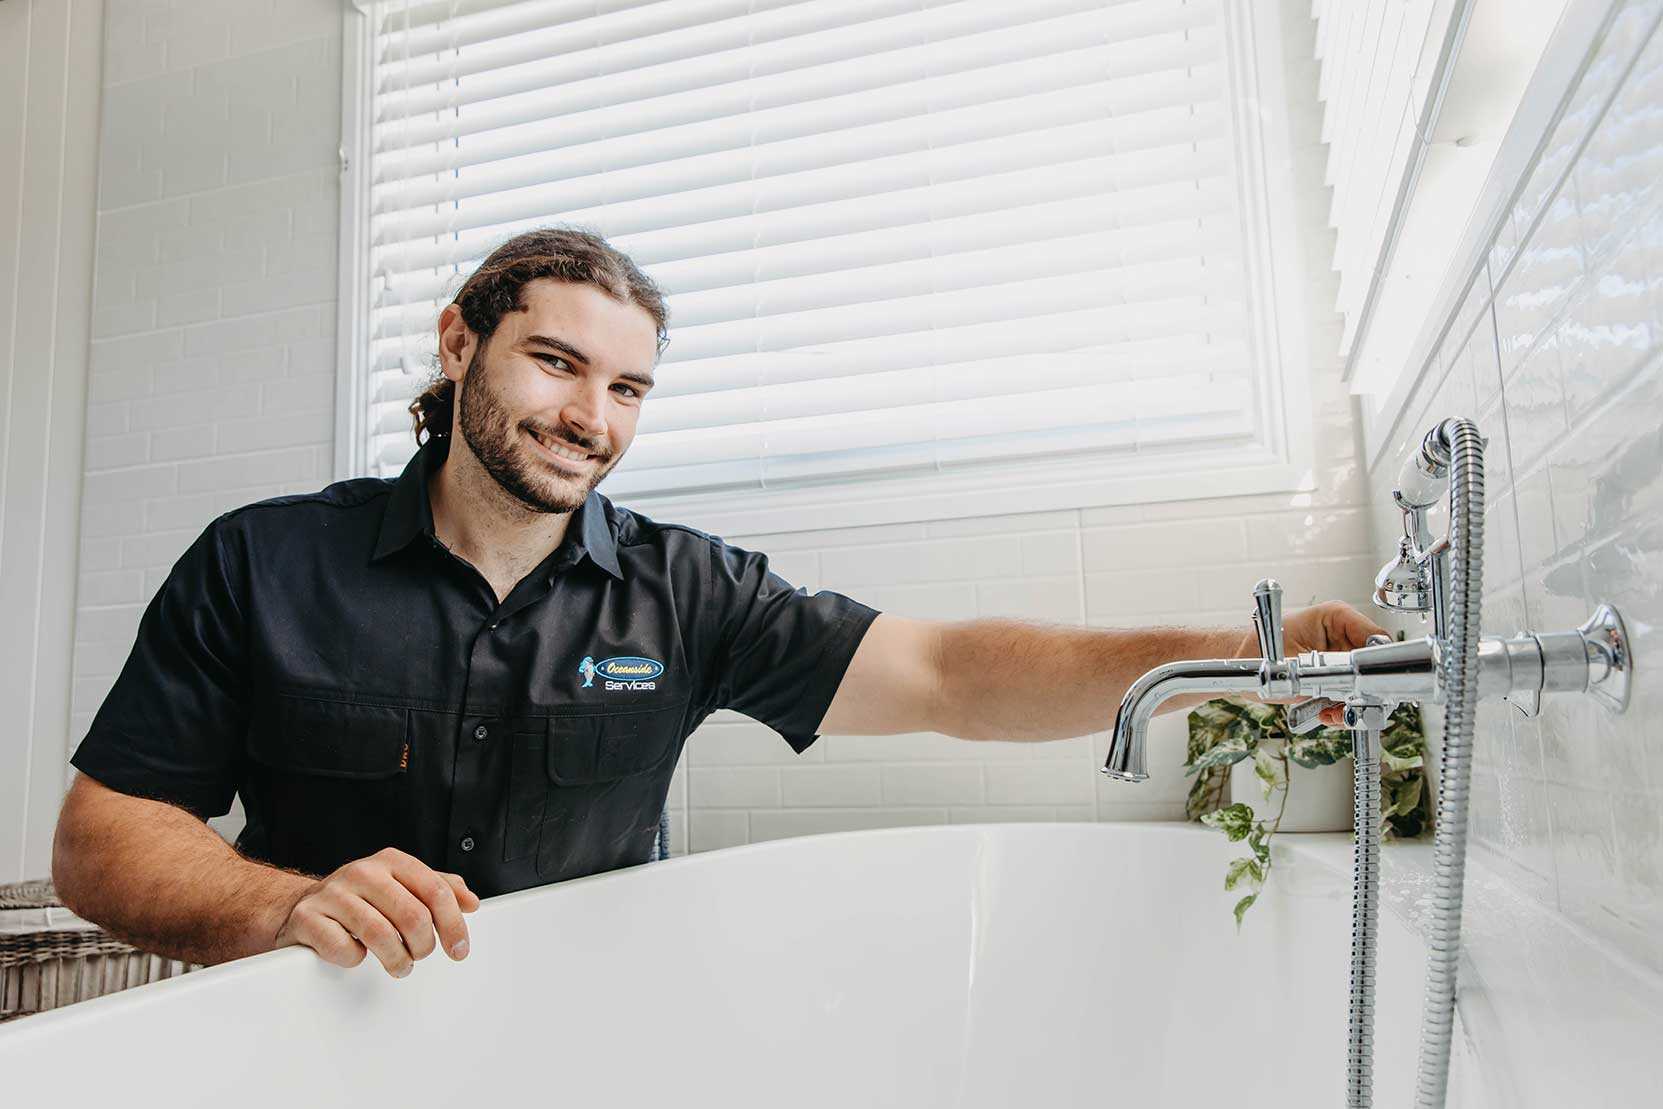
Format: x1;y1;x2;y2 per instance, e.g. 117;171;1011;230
0;879;198;1024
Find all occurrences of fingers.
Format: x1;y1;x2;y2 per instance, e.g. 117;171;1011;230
332;890;419;978
278;900;369;969
275;848;482;978
441;871;481;913
362;868;440;963
1325;601;1390;649
1319;703;1347;728
386;855;475;961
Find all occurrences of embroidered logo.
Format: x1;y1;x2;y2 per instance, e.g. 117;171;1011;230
579;654;665;691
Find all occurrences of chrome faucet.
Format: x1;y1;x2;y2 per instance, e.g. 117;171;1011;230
1100;417;1633;1109
1101;583;1629;783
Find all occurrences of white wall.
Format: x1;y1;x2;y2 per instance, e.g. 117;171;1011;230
56;0;1370;864
70;0;345;848
0;0;103;885
1362;2;1663;1098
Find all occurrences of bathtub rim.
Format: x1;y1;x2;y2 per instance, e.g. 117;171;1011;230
0;820;1394;1041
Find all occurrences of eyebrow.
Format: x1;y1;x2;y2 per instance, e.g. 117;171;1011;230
521;333;656;391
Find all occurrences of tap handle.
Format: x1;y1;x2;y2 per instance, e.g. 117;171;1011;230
1252;578;1284;661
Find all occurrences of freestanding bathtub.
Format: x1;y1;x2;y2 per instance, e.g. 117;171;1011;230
0;823;1430;1106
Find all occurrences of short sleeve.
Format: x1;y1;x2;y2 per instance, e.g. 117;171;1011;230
69;516;250;818
702;539;881;753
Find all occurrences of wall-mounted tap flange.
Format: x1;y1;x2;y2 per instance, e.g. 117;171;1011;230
1580;602;1632;714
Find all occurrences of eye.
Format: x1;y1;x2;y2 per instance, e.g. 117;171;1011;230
612;383;641;398
533;354;572;373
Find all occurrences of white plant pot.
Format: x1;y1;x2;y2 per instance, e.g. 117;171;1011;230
1228;737;1355;833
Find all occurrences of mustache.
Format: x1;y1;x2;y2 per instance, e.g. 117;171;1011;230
523;423;605;458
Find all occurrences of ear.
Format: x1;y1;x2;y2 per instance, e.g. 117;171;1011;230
437;304;474;384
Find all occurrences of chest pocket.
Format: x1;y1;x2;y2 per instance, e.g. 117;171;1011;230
244;694;410;877
503;699;687;879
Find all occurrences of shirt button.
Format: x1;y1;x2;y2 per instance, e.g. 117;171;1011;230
459;835;475;853
473;724;489;741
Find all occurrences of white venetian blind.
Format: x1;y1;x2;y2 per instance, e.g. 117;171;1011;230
1311;0;1455;356
355;0;1268;507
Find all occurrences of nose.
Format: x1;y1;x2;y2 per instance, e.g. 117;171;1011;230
560;382;610;448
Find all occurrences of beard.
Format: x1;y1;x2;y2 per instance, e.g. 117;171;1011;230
454;343;613;515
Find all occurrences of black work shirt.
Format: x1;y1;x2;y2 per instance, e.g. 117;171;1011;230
70;433;882;896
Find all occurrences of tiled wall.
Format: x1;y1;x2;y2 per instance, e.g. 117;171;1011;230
690;467;1379;849
1365;0;1663;986
74;0;344;841
73;1;1374;856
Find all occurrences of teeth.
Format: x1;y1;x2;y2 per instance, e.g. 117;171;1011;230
535;433;590;463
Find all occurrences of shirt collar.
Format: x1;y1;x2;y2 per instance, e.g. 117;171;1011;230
371;434;624;580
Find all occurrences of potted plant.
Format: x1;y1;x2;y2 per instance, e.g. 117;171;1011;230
1183;698;1432;926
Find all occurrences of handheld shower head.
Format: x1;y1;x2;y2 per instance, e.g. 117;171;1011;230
1373;536;1433;612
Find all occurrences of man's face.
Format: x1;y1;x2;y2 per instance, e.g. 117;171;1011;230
448;278;659;514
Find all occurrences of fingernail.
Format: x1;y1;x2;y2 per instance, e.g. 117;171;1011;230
395;964;411;978
450;939;469;959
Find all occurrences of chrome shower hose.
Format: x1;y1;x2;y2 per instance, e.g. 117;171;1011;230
1414;418;1485;1107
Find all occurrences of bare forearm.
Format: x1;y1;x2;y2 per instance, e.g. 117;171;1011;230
52;775;320;966
933;619;1254;741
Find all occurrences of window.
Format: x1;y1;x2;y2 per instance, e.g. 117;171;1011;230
338;0;1314;536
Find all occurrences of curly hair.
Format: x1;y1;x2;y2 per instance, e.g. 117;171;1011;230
407;226;670;445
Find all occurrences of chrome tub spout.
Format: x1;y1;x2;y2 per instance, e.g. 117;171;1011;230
1102;658;1263;782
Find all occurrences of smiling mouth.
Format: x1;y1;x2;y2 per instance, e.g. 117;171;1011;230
527;428;599;468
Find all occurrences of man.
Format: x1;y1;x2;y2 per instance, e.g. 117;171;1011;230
53;228;1385;981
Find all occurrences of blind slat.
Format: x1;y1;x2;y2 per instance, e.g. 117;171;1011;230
598;376;1255;489
373;0;1204;103
369;305;1250;400
371;55;1223;216
375;4;1216;144
376;44;1217;198
369;138;1232;288
371;276;1250;384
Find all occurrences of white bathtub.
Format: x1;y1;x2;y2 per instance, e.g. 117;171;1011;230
1;823;1428;1106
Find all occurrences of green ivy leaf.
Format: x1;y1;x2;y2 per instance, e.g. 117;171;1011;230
1186;772;1210;809
1381;749;1424;773
1186;701;1249;767
1224;856;1264;892
1201;802;1255;842
1233;893;1258;929
1284;740;1324;769
1285;735;1335;768
1247;823;1271;865
1186;735;1253;775
1384;774;1424;819
1185;711;1220;766
1253;746;1284;799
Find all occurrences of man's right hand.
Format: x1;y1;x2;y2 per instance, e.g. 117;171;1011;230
273;847;480;978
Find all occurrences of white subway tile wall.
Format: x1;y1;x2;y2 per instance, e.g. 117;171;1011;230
1366;0;1663;991
76;0;345;841
76;2;1368;859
